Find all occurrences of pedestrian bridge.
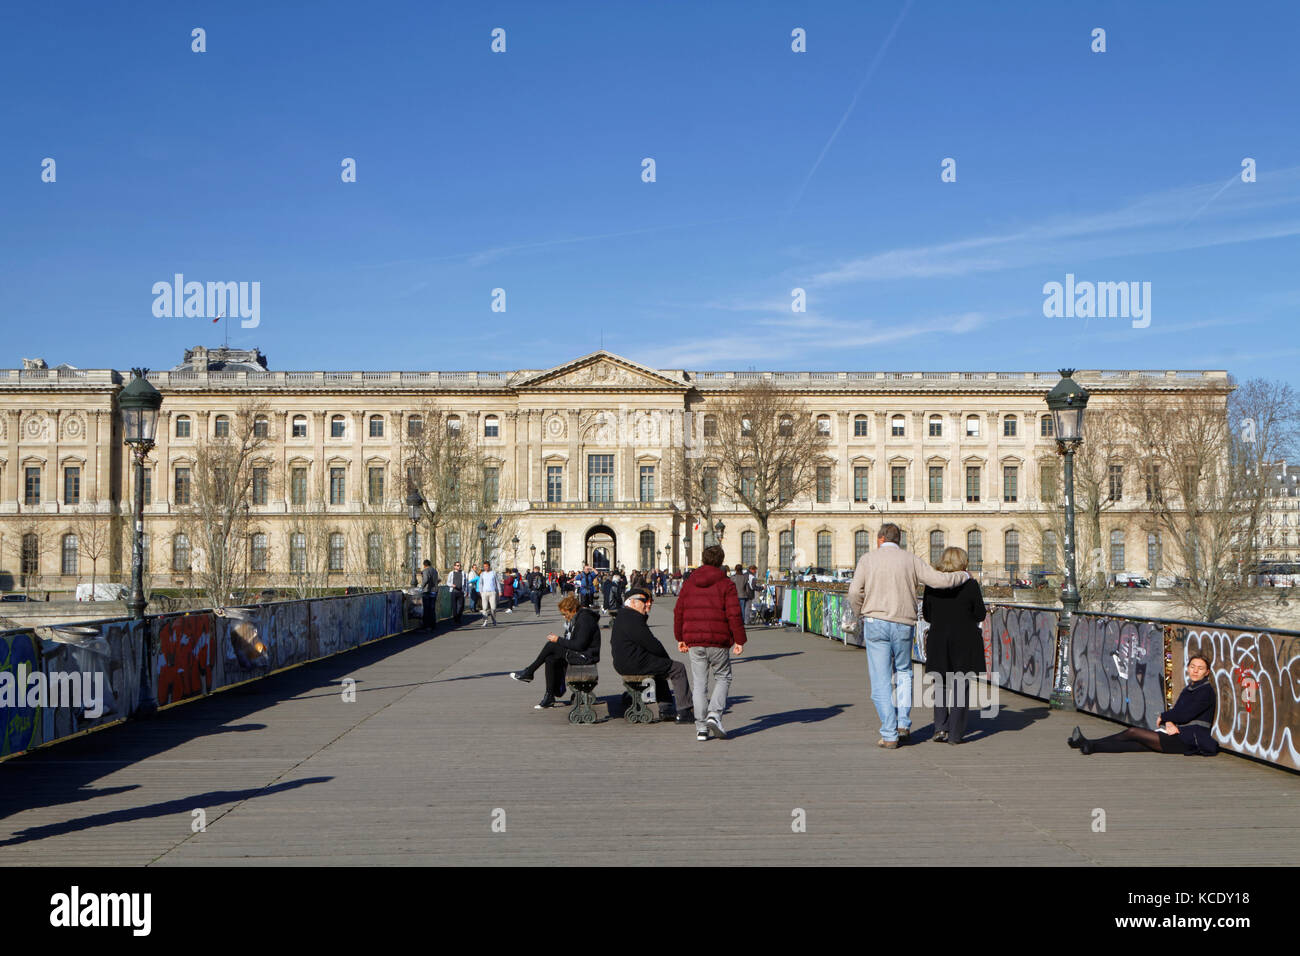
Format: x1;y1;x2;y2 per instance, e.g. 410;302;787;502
1;597;1295;865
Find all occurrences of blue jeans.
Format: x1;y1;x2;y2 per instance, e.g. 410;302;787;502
863;617;915;741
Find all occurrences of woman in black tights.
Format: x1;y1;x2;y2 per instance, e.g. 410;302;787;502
1068;655;1218;756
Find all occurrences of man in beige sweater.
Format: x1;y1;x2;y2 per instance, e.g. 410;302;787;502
847;523;970;748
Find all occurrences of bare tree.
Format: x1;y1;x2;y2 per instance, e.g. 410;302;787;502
704;381;830;580
68;500;114;595
174;403;270;607
3;522;56;597
1122;381;1279;624
670;444;722;566
284;499;335;598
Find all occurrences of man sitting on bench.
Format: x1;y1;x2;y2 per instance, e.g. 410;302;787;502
611;588;693;724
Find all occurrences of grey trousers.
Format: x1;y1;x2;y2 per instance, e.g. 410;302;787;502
688;646;733;730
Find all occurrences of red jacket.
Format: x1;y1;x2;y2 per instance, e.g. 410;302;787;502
673;564;747;648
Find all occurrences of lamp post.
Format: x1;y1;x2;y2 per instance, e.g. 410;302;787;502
119;368;163;716
664;542;671;571
1046;368;1090;712
714;520;726;545
512;534;519;570
530;543;536;569
406;487;424;587
478;520;488;565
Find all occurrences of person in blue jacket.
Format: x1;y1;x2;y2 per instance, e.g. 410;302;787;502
1068;654;1219;756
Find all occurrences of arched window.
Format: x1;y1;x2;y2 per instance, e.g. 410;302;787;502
1042;531;1058;572
175;415;192;438
891;415;905;437
1004;530;1020;579
967;530;983;572
253;415;269;438
929;530;945;567
853;414;869;437
855;530;870;562
330;415;346;439
290;532;307;572
545;530;561;570
172;533;191;572
21;533;39;577
778;530;794;570
61;533;78;575
816;415;831;436
1002;415;1018;438
251;533;267;572
703;415;718;439
779;415;793;437
369;415;385;438
965;415;980;438
407;415;423;439
817;531;832;568
1040;415;1054;438
213;414;230;438
730;530;751;566
1110;530;1125;571
367;532;383;572
446;415;461;435
928;415;943;438
329;532;345;571
639;530;656;570
484;415;499;438
291;415;307;438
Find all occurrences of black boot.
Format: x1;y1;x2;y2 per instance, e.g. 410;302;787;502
1067;726;1085;750
534;692;556;709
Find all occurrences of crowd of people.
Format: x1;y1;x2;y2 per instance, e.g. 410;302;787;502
419;524;1219;756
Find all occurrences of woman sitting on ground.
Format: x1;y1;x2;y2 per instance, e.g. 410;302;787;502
1069;654;1218;756
509;594;600;709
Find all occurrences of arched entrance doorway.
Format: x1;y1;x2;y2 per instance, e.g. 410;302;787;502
585;525;616;570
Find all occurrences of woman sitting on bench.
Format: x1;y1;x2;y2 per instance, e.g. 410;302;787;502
1068;654;1219;756
509;595;600;709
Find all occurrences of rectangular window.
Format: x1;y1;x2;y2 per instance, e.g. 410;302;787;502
853;467;870;502
368;467;384;505
330;417;345;439
1040;463;1058;503
329;534;345;571
484;467;500;504
291;417;307;438
1003;466;1018;503
703;467;719;505
64;466;80;505
369;417;384;438
853;417;869;437
1108;464;1123;502
214;416;230;438
778;531;794;570
891;418;905;437
1003;417;1018;438
928;466;943;504
740;467;756;502
966;417;980;438
966;466;980;503
174;467;191;505
291;467;308;506
1147;534;1161;571
929;419;942;438
1040;416;1054;438
639;465;655;503
587;455;614;502
1145;464;1161;503
547;465;563;503
290;533;306;573
252;467;269;505
855;530;870;562
778;466;793;504
817;534;832;568
890;466;906;503
24;467;40;506
816;466;831;503
329;467;346;505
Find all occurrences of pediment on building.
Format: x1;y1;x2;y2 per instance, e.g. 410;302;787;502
512;351;688;392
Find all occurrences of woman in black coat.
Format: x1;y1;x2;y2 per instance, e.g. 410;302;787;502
509;595;600;709
1069;655;1219;755
921;546;987;744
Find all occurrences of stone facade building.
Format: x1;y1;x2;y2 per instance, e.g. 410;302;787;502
0;347;1230;591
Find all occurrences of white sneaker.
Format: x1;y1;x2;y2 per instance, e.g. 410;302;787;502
706;714;728;739
480;621;489;628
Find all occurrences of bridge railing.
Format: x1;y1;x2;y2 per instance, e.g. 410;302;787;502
778;583;1300;772
1;589;415;760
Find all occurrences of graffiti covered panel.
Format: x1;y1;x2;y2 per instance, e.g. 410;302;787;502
155;613;217;706
39;619;144;741
988;606;1056;700
0;629;43;756
1180;627;1300;772
1071;614;1167;727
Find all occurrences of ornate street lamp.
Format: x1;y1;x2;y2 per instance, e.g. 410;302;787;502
119;369;163;716
406;487;425;587
530;543;536;568
714;520;726;544
478;520;488;565
512;534;519;570
1046;368;1090;712
664;542;671;570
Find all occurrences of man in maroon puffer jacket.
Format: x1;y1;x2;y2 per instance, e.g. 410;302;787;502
674;544;747;741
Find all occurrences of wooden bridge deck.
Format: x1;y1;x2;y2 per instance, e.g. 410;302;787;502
1;596;1295;866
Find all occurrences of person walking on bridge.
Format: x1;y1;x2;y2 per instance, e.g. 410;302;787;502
847;523;969;749
478;562;500;627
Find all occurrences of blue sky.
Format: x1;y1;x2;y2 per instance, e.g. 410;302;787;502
2;1;1298;380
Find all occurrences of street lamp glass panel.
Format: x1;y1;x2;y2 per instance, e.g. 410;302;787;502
406;490;423;521
119;372;163;446
1052;405;1085;442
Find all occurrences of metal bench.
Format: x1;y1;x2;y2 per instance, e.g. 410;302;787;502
620;675;663;724
565;664;606;724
